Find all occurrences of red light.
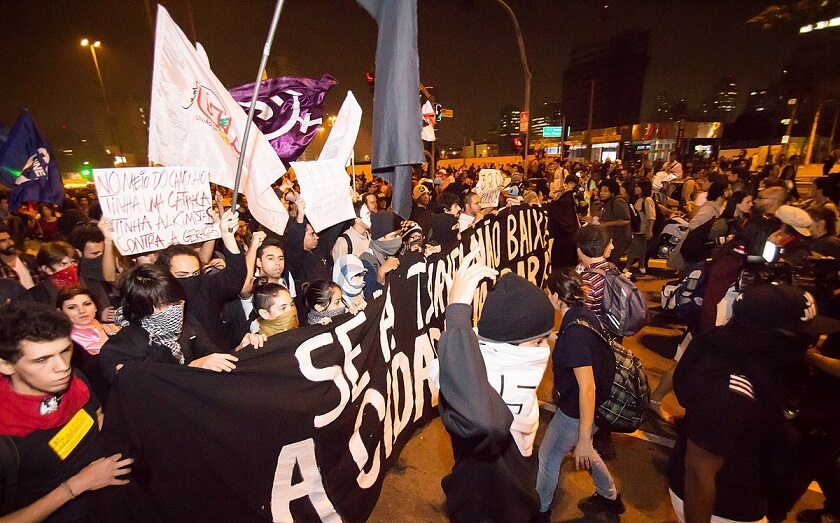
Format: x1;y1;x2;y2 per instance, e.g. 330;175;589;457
513;137;522;147
365;72;374;83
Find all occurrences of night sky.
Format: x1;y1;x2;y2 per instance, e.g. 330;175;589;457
0;0;800;160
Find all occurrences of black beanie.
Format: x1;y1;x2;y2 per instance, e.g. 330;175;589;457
477;273;555;344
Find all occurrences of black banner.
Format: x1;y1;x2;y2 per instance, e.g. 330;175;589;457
102;205;551;522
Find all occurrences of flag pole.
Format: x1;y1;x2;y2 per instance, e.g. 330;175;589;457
231;0;285;218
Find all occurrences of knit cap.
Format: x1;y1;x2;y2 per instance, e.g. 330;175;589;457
477;273;555;344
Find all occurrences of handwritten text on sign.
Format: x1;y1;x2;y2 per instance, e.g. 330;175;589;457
476;169;504;208
93;166;220;255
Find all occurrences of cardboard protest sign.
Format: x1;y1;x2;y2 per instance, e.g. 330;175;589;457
291;159;355;233
476;169;504;208
93;166;219;255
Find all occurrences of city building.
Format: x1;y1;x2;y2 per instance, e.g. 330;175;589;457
530;101;562;141
561;30;650;131
498;105;521;155
699;76;738;123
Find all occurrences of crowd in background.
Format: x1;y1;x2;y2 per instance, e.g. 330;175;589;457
3;147;840;521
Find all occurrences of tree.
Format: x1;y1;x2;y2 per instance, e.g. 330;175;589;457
748;0;840;30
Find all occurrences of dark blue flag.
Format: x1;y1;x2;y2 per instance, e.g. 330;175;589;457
356;0;424;219
0;111;64;211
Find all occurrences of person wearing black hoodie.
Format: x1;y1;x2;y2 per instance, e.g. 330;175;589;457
433;251;555;522
668;284;840;523
283;197;331;289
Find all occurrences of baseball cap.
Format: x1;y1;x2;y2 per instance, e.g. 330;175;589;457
733;283;840;335
775;205;812;236
413;184;430;201
652;171;676;190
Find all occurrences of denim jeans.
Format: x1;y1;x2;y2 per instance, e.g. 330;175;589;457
536;408;618;511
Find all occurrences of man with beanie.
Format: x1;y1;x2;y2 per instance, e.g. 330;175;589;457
433;251;555;522
668;284;840;523
410;184;433;234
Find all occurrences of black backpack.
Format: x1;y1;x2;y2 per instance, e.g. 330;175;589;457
680;218;718;264
562;319;651;433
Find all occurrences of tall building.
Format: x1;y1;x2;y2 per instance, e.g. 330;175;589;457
530;101;562;139
561;30;650;131
700;76;738;123
498;105;521;155
744;88;775;115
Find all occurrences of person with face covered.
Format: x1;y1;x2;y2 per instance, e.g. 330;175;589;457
359;229;402;299
302;280;347;325
99;265;261;384
69;225;120;317
155;210;247;352
432;251;555;522
28;242;112;322
332;254;368;313
252;283;298;337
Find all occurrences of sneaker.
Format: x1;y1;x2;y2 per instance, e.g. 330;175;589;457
578;492;626;515
638;267;647;275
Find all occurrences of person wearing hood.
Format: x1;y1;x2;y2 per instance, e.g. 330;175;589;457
359;230;402;299
154;209;247;352
668;284;840;523
332;202;371;261
432;251;554;522
332;254;368;313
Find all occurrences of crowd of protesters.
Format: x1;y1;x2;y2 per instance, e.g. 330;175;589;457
2;148;840;522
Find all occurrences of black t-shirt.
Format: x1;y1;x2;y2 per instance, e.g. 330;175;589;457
667;370;770;521
4;374;105;522
553;306;614;419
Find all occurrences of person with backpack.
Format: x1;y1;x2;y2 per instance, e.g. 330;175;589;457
624;182;657;275
537;269;625;518
650;214;784;423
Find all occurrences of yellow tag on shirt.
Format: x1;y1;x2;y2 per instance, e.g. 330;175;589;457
48;409;94;460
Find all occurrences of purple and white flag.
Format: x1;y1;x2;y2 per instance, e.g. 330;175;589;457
229;75;337;164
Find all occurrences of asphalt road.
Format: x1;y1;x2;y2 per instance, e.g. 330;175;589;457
369;263;826;522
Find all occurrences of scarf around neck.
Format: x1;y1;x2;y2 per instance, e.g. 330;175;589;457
307;307;347;325
139;303;186;364
0;374;91;437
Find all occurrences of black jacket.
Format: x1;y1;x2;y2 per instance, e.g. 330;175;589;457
182;244;247;351
98;319;219;384
437;304;541;522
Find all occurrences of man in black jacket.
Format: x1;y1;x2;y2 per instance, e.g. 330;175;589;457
435;251;555;522
155;210;247;351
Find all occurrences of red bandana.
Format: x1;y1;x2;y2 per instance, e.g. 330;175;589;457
0;374;91;437
49;264;79;289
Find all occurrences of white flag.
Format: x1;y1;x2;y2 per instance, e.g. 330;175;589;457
148;6;289;235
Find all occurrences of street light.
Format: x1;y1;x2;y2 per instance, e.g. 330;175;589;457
495;0;531;161
81;38;122;159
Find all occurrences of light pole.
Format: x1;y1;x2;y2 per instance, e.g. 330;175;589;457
495;0;531;161
81;38;122;157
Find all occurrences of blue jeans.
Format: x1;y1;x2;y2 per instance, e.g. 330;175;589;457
536;409;618;511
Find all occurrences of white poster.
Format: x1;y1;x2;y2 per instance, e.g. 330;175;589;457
93;166;220;255
476;169;504;208
291;159;355;233
319;91;362;166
